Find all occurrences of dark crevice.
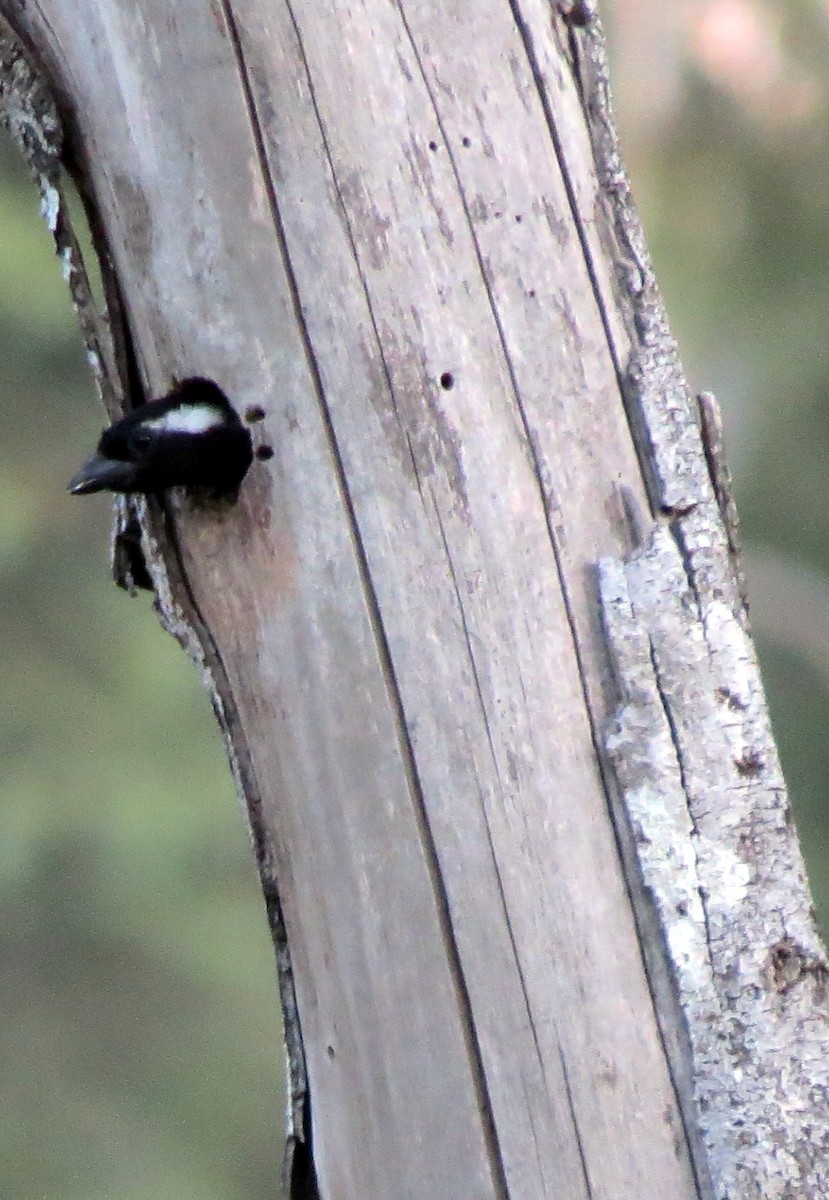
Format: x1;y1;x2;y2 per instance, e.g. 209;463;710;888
557;1039;595;1200
262;872;314;1199
506;2;671;530
394;4;651;1018
395;7;711;1197
159;488;311;1195
90;184;310;1194
505;3;632;413
213;9;323;1196
220;4;509;1197
104;266;143;407
599;575;714;1200
281;0;414;450
112;507;153;593
646;637;714;962
392;8;696;1193
498;14;718;1195
433;494;560;1198
433;497;502;786
670;517;706;618
393;0;609;745
405;429;424;500
638;634;718;1200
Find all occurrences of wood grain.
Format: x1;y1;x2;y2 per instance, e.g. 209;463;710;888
2;2;825;1198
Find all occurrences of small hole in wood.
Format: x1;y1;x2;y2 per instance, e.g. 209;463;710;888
440;372;454;391
515;214;523;223
256;445;274;461
245;405;266;423
428;139;438;151
326;1044;336;1060
565;1;590;27
462;136;471;148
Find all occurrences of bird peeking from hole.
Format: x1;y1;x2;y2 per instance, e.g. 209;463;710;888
68;378;254;498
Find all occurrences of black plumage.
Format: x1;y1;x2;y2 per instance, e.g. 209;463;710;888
68;378;253;497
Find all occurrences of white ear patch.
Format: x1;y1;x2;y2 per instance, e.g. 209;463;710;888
143;404;226;435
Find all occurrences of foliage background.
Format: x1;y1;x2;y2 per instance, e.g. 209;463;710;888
0;133;281;1200
1;2;827;1197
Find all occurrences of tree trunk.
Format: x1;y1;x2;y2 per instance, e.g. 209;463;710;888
1;2;827;1198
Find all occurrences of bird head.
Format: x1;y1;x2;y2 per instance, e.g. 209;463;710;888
68;378;253;497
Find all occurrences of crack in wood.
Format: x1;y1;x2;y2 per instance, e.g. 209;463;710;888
599;515;829;1197
282;0;415;463
0;14;314;1195
395;1;634;892
220;6;512;1197
6;3;827;1196
557;1038;595;1200
206;10;320;1194
598;535;719;1200
506;0;628;401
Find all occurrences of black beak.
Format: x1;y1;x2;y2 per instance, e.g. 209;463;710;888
67;454;140;495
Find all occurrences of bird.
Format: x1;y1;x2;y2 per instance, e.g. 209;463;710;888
68;378;253;497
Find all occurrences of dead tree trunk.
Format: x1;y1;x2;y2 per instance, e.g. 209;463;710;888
1;2;827;1198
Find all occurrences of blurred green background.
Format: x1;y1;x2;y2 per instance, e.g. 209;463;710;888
2;3;829;1197
0;124;282;1200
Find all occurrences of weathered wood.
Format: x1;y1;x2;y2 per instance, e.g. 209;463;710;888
1;2;826;1198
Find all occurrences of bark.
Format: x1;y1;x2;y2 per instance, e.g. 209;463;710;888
1;2;827;1199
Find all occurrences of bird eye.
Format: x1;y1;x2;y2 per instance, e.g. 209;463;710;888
131;428;153;450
